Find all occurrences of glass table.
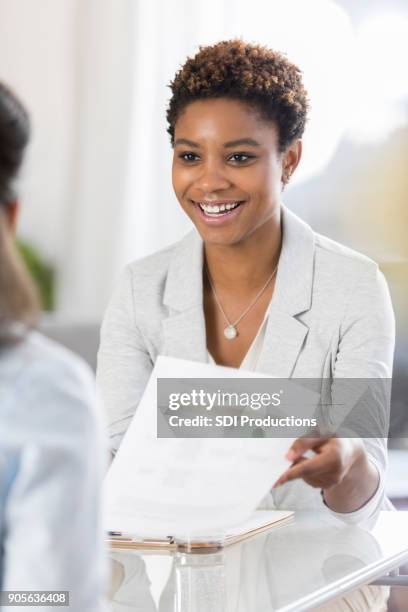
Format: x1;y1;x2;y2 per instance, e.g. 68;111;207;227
107;511;408;611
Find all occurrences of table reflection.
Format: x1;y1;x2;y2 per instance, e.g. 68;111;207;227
108;513;390;611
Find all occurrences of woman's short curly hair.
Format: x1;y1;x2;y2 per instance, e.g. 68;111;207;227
167;39;309;152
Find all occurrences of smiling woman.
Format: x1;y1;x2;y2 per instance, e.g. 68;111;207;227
97;42;394;609
168;41;308;366
171;97;295;349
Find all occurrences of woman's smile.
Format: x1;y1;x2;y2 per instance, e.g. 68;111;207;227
191;198;246;225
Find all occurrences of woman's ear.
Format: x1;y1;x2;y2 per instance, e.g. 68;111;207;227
281;139;302;187
3;200;19;233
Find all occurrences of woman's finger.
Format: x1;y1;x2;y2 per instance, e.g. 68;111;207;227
274;448;338;487
286;436;328;461
273;456;316;487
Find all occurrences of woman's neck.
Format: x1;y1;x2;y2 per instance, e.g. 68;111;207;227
204;212;282;294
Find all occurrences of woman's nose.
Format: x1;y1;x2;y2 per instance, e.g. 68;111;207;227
194;162;231;193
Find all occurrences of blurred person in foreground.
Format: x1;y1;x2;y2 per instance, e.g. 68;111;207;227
0;83;107;611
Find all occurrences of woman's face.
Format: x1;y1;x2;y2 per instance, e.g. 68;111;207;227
172;98;300;246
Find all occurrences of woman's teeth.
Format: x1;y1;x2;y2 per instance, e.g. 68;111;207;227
198;201;241;215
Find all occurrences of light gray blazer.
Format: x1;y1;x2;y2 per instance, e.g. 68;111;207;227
97;205;395;521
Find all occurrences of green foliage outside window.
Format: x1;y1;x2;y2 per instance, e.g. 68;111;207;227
17;240;55;311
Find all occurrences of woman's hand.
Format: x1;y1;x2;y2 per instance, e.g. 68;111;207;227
273;437;380;513
273;437;364;489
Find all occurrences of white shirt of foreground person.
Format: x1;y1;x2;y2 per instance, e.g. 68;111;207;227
0;331;108;612
97;205;395;526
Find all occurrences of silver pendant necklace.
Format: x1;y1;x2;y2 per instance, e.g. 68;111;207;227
205;262;278;340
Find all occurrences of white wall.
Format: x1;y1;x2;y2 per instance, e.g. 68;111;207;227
0;0;154;320
0;0;79;269
57;0;143;320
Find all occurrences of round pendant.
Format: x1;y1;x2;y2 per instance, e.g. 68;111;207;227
224;325;238;340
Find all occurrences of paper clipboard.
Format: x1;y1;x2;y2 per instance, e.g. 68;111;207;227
107;510;294;551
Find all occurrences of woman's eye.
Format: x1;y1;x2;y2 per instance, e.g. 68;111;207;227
179;152;199;162
229;153;254;163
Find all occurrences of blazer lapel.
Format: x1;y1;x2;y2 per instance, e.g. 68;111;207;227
256;206;315;377
161;206;316;375
256;307;309;376
162;307;208;363
162;229;209;363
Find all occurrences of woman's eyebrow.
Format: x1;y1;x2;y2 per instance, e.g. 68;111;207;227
224;138;261;147
174;138;200;148
174;137;261;148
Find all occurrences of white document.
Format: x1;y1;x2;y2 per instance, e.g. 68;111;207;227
104;356;316;540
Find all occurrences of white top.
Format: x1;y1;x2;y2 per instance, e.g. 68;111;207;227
208;311;269;371
0;332;107;611
209;316;391;525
